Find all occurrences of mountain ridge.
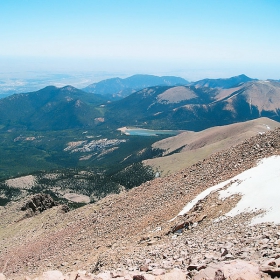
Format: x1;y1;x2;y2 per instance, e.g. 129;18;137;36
83;74;189;100
144;117;280;176
105;79;280;131
1;78;280;133
0;85;105;130
190;74;257;89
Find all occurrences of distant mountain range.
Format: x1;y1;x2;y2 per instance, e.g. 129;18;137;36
82;74;189;100
1;74;280;133
105;79;280;131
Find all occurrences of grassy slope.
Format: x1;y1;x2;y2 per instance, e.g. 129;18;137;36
144;117;280;176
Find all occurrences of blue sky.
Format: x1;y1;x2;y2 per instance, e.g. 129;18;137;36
1;0;280;81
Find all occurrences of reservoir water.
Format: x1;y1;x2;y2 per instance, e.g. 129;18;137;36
119;127;181;137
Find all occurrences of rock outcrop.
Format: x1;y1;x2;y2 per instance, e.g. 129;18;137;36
19;194;69;219
21;194;59;214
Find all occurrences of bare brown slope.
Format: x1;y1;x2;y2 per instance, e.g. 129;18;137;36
1;128;280;279
210;80;280;110
157;86;197;103
239;81;280;113
144;117;280;176
212;80;280;117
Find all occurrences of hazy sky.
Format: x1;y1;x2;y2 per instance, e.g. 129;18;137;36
1;0;280;81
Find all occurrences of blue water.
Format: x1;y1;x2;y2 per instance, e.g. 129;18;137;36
125;128;179;137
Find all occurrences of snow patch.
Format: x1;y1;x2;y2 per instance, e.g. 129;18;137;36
176;156;280;225
218;156;280;224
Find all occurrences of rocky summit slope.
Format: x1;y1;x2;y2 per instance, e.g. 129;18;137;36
1;128;280;279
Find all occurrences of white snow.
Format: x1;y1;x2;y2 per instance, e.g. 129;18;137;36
176;155;280;224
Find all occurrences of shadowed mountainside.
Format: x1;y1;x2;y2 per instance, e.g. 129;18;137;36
0;85;105;130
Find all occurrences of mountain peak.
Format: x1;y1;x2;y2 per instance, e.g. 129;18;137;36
191;74;257;89
235;73;250;79
60;85;81;93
